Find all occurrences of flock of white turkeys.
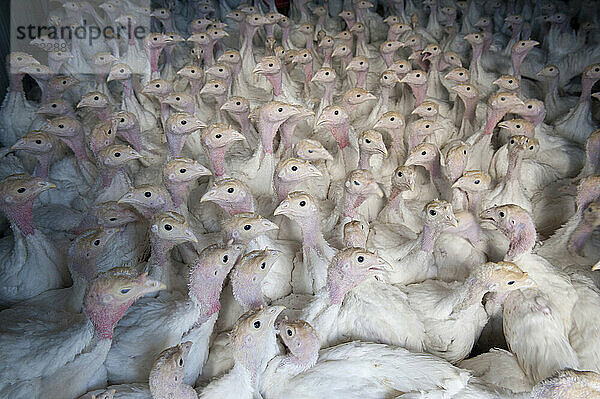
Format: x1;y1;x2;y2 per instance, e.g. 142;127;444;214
1;0;600;397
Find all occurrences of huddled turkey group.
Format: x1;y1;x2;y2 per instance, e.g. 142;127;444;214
1;0;600;397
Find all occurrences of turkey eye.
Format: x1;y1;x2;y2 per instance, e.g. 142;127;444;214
421;151;427;155
507;280;515;285
463;150;467;154
521;42;525;46
397;171;403;177
179;358;184;366
508;80;513;84
357;94;361;98
155;84;160;88
415;74;421;78
255;17;258;20
459;72;464;76
227;187;234;193
144;191;152;197
214;84;219;88
17;187;26;193
433;47;437;51
51;103;57;108
234;101;241;106
114;152;121;157
153;37;157;41
499;211;505;217
191;70;195;73
179;168;186;173
244;224;251;230
527;105;532;109
427;107;431;111
466;87;471;91
260;262;266;269
287;329;293;336
215;134;222;139
549;68;553;71
164;224;172;230
325;72;329;75
94;239;100;246
365;138;371;143
176;97;180;101
500;97;505;101
181;120;187;125
268;63;273;67
516;125;521;128
35;139;42;144
223;255;229;263
253;321;261;328
308;149;313;153
354;180;360;185
334;110;339;115
291;165;298;171
219;69;223;72
109;217;117;221
278;107;283;112
120;118;125;122
342;48;346;51
299;200;306;207
429;209;437;216
474;180;480;184
384;76;388;79
94;96;99;100
529;146;534;150
510;139;515;144
596;68;600;72
357;255;364;262
120;69;124;73
120;288;130;294
425;124;430;128
58;124;64;129
390;117;395;121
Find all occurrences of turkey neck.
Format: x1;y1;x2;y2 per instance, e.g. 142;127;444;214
297;214;328;254
2;198;36;236
358;150;373;169
146;46;164;78
231;111;252;140
166;181;191;209
329;120;351;150
321;82;334;107
8;72;24;93
343;191;369;218
461;96;477;126
60;132;89;163
382;51;394;68
264;71;283;97
120;77;134;102
408;82;427;107
511;50;529;77
567;219;596;254
386;188;407;214
580;75;598;103
484;106;509;136
544;75;560;106
201;42;216;67
120;125;146;154
148;235;176;283
469;43;483;82
505;148;524;183
451;275;491;312
241;24;259;61
281;25;291;48
91;106;112;122
84;291;136;340
258;118;285;155
419;223;443;252
302;62;313;87
274;177;302;202
33;151;53;179
505;217;537;260
355;70;368;90
205;145;228;177
465;190;486;215
322;46;333;67
232;272;265;310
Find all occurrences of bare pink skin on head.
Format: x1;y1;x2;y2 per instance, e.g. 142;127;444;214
84;268;165;339
418;200;460;252
567;201;600;255
148;341;196;399
316;105;351;149
277;319;320;369
231;249;280;310
44;116;89;162
200;178;256;216
10;131;55;179
480;204;536;260
189;244;245;323
256;102;301;154
165;112;206;158
326;248;388;304
0;174;56;235
163;158;211;208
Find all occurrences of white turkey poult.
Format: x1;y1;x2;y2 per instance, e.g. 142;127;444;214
2;0;600;398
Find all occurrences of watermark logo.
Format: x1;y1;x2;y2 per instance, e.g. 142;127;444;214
10;0;152;75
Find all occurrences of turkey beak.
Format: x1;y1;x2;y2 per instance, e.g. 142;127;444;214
497;121;511;130
421;51;432;61
252;64;265;75
117;191;135;205
273;199;291;216
367;256;392;272
106;70;118;82
35;180;57;194
492;77;503;86
199;189;217;203
182;228;198;243
76;98;89;108
305;166;323;178
315;114;330;127
592;93;600;101
447;214;459;227
592;261;600;271
140;275;167;295
265;305;286;326
229;130;246;143
10;138;29;151
479;209;498;226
